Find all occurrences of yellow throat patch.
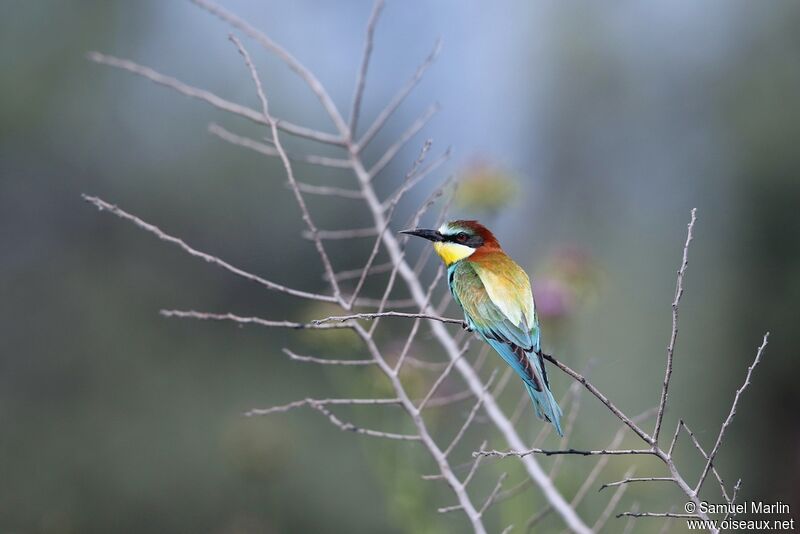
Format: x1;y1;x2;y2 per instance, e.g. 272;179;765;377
433;241;476;265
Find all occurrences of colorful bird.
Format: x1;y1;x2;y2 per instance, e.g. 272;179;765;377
402;220;563;435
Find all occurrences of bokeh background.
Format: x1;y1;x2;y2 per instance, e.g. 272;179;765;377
2;1;799;533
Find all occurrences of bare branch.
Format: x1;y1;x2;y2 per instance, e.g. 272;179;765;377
326;262;393;282
493;479;533;510
87;52;342;145
592;467;636;532
437;503;464;514
723;480;742;522
425;389;476;408
510;391;531;425
97;5;772;532
381;147;452;210
349;140;432;309
599;477;673;492
616;512;698;519
475;448;656;459
524;507;551;533
391;279;460;374
654;208;697;444
228;35;344;305
490;367;516;401
368;227;446;337
82;195;338;303
351;323;487;532
479;472;508;515
444;371;498;457
208;123;352;168
349;0;385;137
367;104;439;180
570;409;657;508
191;0;350;137
346;151;594;532
621;503;640;534
246;397;401;416
313;311;463;326
463;440;488;487
668;420;730;502
667;417;684;457
694;332;769;494
351;296;418;309
418;345;467;411
293;182;363;199
282;348;374;366
356;38;441;152
541;351;654;445
549;381;585;479
160;309;350;330
309;402;421;441
303;227;378;240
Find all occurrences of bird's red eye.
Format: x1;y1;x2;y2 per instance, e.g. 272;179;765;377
456;232;468;242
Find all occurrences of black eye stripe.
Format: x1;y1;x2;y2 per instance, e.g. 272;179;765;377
445;232;484;247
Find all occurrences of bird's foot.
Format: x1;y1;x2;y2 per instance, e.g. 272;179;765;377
461;321;474;332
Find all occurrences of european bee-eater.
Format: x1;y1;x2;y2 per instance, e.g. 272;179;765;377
402;220;563;435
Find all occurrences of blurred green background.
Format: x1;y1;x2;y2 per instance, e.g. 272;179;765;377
2;1;799;533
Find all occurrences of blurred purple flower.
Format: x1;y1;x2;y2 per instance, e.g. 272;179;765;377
533;246;602;320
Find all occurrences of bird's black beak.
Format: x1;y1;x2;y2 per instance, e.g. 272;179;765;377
400;228;444;242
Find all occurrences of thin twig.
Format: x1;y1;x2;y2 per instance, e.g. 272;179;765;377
313;311;463;326
616;512;699;519
282;348;374;366
356;38;441;152
326;262;393;282
246;396;401;416
541;352;654;445
571;409;657;507
87;52;341;145
463;440;488;487
654;208;697;444
549;380;585;479
82;195;338;303
309;402;421;441
598;477;673;492
367;104;439;180
160;309;351;330
444;371;497;457
475;448;656;459
208;123;352;168
479;472;508;515
293;182;363;199
668;420;730;502
381;147;452;210
348;0;384;137
303;227;378;240
694;332;769;494
592;467;636;532
621;503;640;534
228;35;344;305
723;480;742;522
418;347;467;411
192;0;350;137
349;140;432;310
352;323;487;532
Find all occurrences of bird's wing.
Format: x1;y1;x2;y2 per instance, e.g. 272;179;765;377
470;252;538;348
450;260;542;390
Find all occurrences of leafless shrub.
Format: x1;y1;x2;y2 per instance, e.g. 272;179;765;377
85;2;769;532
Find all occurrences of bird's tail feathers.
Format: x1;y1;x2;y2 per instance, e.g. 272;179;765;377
525;357;564;437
